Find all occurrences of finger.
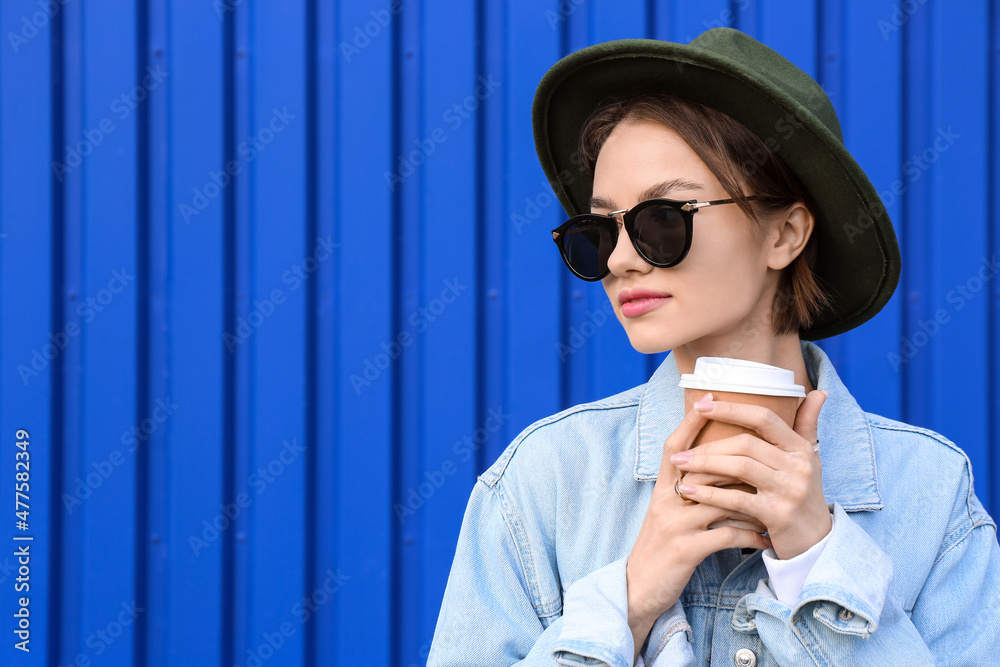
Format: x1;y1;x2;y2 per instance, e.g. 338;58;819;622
676;482;763;522
670;480;767;533
723;513;768;533
680;498;764;531
678;433;785;470
674;453;774;490
698;505;768;533
693;399;800;454
697;524;773;553
793;389;828;454
671;493;769;534
657;393;713;487
678;470;745;488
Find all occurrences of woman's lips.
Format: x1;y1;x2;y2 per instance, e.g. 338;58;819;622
621;296;672;317
618;288;673;318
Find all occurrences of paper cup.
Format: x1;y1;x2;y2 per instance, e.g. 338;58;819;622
678;357;806;532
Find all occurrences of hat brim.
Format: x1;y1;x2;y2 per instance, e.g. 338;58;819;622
532;37;901;341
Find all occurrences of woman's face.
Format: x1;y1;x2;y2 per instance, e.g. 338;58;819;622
595;119;778;355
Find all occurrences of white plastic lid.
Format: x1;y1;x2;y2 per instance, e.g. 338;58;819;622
677;356;806;397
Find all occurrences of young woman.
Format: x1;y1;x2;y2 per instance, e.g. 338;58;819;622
428;28;1000;666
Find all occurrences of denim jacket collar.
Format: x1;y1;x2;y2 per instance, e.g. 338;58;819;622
634;340;883;511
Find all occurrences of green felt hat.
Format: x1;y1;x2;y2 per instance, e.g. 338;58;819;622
532;27;901;341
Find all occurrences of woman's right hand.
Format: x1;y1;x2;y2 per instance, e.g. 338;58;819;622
625;393;773;661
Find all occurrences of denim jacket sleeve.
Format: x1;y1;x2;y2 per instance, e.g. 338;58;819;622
740;495;1000;665
426;475;695;666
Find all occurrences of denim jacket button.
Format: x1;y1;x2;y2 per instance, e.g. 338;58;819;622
734;648;757;666
839;607;854;622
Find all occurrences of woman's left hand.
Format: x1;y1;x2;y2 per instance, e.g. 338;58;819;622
670;389;831;560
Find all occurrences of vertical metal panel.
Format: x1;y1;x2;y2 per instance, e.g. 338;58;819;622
242;3;310;665
334;0;394;663
0;0;55;664
925;1;990;488
832;0;905;420
410;0;479;661
53;0;83;658
312;1;338;665
504;0;564;445
990;0;1000;519
231;2;252;661
395;1;421;660
901;0;931;429
0;1;997;666
155;1;228;665
68;3;140;666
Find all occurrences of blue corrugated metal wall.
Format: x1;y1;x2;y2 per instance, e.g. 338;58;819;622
0;0;996;665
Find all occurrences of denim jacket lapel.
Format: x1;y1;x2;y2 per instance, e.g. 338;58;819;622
633;340;883;511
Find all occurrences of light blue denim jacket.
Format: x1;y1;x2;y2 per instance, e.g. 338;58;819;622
427;341;1000;666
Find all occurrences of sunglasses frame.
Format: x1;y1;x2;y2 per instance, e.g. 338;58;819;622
551;196;758;281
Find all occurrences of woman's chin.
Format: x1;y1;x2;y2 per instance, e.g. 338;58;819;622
625;334;675;356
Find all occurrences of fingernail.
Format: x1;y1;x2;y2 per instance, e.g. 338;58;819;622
678;484;696;496
820;390;829;398
693;400;714;413
670;452;691;465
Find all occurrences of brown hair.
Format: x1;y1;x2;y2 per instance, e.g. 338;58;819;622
578;93;833;337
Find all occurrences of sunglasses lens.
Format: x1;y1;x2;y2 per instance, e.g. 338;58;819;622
559;217;614;280
631;204;688;265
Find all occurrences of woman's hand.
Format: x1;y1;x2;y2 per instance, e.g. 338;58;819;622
670;389;831;560
625;393;773;663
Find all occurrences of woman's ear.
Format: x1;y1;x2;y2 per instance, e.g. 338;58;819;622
766;202;814;271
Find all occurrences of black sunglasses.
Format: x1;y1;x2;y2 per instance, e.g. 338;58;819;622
551;196;759;281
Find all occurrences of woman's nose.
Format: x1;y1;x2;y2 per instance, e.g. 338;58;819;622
605;219;650;276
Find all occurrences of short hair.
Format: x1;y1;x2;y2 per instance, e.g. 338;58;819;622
578;93;833;337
